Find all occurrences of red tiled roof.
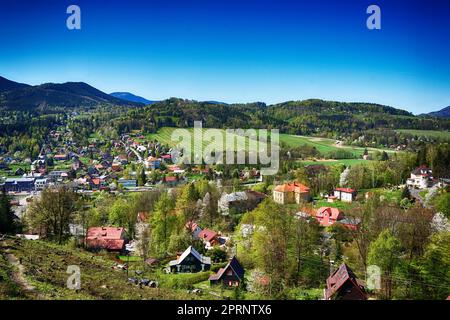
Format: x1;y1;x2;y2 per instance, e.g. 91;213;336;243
335;188;356;193
198;229;218;242
317;207;343;220
165;176;177;182
86;227;125;250
274;182;309;193
91;178;100;185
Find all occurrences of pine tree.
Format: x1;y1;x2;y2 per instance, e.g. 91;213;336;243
0;188;15;234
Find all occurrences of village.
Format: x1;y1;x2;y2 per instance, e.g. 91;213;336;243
1;120;449;300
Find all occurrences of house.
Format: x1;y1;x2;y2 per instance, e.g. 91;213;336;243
315;207;344;227
111;163;122;172
209;256;245;287
333;188;357;203
163;176;178;186
53;154;67;161
85;227;127;251
118;178;137;188
197;228;219;249
273;182;310;205
137;211;149;223
144;156;161;170
324;263;367;300
2;178;36;193
169;246;211;273
407;166;433;189
34;178;48;191
14;167;25;176
186;221;202;238
218;190;266;215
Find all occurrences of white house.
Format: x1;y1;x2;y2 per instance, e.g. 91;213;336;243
333;188;357;203
406;166;433;189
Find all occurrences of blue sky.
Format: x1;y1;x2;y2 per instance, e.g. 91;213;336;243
0;0;449;114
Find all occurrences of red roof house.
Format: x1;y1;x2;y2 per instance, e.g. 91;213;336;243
85;227;127;251
324;263;367;300
316;207;344;227
197;229;219;249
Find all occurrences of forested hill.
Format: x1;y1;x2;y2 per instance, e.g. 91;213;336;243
137;98;449;135
0;79;143;110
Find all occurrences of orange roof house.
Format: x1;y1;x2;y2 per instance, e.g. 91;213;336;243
85;227;127;251
273;182;311;205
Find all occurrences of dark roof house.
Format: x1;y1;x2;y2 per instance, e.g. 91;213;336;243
209;256;245;287
324;263;367;300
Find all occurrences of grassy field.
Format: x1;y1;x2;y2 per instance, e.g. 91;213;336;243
1;238;209;300
146;127;397;160
147;127;266;152
396;129;450;140
279;134;397;157
298;159;375;167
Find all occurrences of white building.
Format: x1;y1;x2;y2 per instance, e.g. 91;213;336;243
333;188;357;203
406;166;433;189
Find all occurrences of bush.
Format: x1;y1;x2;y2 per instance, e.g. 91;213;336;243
159;272;211;289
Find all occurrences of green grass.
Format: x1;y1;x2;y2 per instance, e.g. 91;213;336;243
298;159;375;167
313;199;354;211
4;238;201;300
396;129;450;140
279;134;397;157
147;127;267;152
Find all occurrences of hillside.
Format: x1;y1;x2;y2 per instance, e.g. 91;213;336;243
140;98;450;135
0;237;208;300
427;106;450;118
0;77;143;110
0;76;30;93
110;92;155;105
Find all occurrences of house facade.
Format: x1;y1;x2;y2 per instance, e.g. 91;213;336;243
333;188;357;203
2;178;36;192
273;182;310;205
209;256;245;287
407;166;433;189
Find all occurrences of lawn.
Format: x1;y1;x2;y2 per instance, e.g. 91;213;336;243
313;198;354;211
279;134;398;157
146;127;267;152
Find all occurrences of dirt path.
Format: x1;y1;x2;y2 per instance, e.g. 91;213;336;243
3;245;45;299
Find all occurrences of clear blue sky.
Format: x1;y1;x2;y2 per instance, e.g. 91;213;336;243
1;0;449;114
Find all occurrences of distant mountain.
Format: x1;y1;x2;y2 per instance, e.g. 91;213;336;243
427;106;450;118
0;76;30;93
110;92;155;105
0;77;143;110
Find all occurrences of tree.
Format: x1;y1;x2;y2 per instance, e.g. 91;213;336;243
0;188;15;234
151;192;176;256
26;186;78;244
251;199;293;298
434;192;450;219
367;229;402;299
135;221;151;268
416;232;450;299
